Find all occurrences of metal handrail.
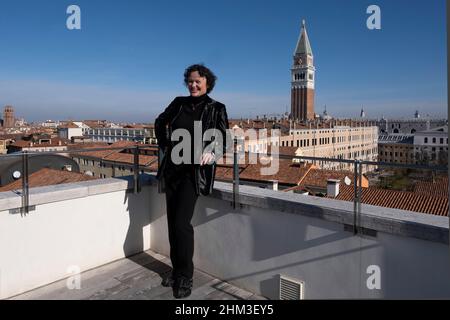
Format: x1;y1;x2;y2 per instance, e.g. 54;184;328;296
0;145;156;158
3;143;447;232
230;147;448;235
0;146;151;214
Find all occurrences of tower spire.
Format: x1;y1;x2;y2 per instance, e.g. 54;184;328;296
294;20;313;56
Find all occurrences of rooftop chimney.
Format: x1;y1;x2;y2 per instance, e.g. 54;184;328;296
327;179;340;197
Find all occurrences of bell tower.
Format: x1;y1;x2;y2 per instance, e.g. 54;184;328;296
291;20;315;121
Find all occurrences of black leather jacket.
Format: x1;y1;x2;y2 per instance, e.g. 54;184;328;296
155;95;230;196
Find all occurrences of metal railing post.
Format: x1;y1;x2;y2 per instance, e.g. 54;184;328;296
353;160;358;235
233;137;239;209
358;161;363;234
21;151;29;215
133;145;140;194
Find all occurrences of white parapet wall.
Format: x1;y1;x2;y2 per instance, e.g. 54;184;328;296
149;181;450;299
1;175;449;299
0;177;155;299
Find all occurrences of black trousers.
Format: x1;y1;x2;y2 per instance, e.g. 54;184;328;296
164;166;198;279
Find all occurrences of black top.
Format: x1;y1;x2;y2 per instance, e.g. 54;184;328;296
165;94;209;179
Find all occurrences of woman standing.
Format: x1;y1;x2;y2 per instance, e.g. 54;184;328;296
155;64;230;299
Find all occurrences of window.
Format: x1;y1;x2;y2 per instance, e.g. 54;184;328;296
432;138;436;143
440;138;444;144
424;138;428;143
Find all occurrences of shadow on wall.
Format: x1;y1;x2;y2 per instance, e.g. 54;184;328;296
118;175;387;299
190;190;381;299
120;175;173;281
192;192;355;260
121;175;165;257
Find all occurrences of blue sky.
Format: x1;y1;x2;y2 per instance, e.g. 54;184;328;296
0;0;447;122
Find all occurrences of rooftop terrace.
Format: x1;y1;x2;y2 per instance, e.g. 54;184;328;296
0;174;449;299
11;250;265;300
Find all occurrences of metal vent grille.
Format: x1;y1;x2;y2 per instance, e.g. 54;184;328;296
279;275;304;300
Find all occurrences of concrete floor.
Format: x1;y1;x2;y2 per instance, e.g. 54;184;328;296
10;249;266;300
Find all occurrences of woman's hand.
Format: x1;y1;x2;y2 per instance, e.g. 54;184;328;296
200;152;215;166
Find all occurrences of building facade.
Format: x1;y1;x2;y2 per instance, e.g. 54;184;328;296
279;125;378;171
413;126;448;165
376;117;447;134
378;134;414;164
83;126;156;144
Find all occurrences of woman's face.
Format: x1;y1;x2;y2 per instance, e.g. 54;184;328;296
187;71;208;97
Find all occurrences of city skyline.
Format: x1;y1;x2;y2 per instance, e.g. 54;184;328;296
0;0;447;122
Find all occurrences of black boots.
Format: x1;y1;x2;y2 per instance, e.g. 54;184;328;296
161;273;175;287
173;277;193;299
161;273;193;299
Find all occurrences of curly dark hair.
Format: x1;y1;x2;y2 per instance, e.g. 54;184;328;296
184;64;217;94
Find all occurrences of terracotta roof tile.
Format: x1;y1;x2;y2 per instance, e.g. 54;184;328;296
413;177;448;198
267;146;300;156
70;141;136;158
215;166;242;181
68;142;158;169
10;138;70;148
0;168;97;192
215;153;315;185
299;169;369;189
58;122;79;129
104;153;157;167
327;185;448;216
238;158;314;185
